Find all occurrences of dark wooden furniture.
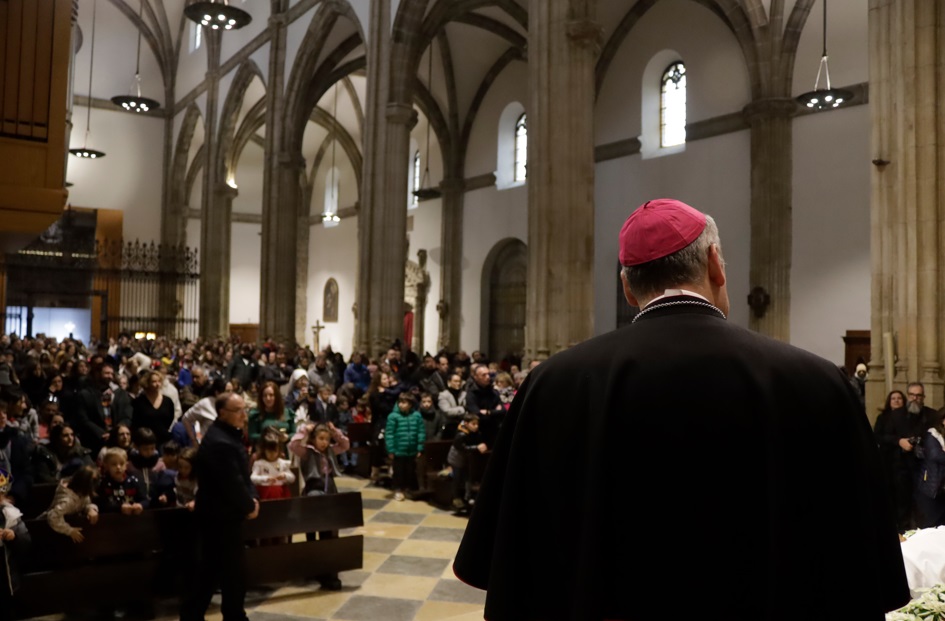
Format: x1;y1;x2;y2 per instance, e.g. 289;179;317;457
20;481;57;518
346;422;373;478
14;493;364;619
843;330;870;374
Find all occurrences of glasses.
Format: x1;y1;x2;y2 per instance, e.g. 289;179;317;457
908;393;925;399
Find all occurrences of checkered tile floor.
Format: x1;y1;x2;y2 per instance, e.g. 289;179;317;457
205;476;482;621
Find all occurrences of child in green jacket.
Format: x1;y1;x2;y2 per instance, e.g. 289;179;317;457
385;393;425;501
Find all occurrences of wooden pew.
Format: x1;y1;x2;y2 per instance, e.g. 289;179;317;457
20;482;57;519
346;422;373;478
15;492;364;619
418;440;454;507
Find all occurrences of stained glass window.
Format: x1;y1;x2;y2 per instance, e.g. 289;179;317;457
514;114;527;182
660;62;686;148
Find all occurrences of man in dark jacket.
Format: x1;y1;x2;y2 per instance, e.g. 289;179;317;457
181;392;258;621
73;363;132;455
454;199;909;621
226;345;258;390
0;401;33;506
465;364;504;444
411;355;447;399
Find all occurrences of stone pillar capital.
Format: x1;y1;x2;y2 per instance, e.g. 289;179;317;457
386;103;418;130
743;97;798;123
566;19;603;53
214;183;239;199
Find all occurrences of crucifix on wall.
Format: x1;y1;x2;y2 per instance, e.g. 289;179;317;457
312;320;325;353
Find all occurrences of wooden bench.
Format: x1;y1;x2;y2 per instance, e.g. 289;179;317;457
20;481;57;519
346;422;373;478
14;493;364;619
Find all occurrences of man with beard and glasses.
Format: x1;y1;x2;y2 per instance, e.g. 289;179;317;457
891;382;943;528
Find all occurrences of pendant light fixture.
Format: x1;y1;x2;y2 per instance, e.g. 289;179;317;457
796;0;852;110
322;82;341;227
184;0;252;31
413;49;441;202
110;0;160;113
70;0;106;159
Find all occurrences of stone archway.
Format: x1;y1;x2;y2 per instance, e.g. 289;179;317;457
481;238;527;364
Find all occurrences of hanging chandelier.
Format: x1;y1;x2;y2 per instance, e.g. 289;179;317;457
111;0;160;113
796;0;852;111
322;82;341;228
70;0;105;159
413;49;441;202
184;0;252;31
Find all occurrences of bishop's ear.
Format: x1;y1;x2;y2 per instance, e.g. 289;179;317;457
620;269;640;308
707;244;726;288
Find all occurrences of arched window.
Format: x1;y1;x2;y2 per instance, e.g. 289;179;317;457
660;62;686;148
410;150;421;209
514;114;527;182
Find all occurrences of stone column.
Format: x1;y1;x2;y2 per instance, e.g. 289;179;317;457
198;31;225;338
524;0;599;361
866;0;945;412
437;177;464;351
356;0;391;357
364;102;416;355
260;0;297;343
260;152;304;343
743;98;795;342
295;183;313;345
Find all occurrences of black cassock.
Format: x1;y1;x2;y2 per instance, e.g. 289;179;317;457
454;296;910;621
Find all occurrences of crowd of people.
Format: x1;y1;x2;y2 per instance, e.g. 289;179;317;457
0;330;537;618
874;382;945;532
0;331;534;515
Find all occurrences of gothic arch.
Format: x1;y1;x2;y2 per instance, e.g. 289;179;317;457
480;238;527;363
284;1;365;154
217;60;267;183
166;105;204;246
596;0;817;101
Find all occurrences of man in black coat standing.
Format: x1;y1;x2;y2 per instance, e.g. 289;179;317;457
73;363;132;455
180;392;258;621
465;365;505;444
454;199;909;621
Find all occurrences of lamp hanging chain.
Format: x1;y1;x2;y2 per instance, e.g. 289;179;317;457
85;0;98;146
812;0;831;92
133;0;144;96
330;80;339;207
423;48;433;180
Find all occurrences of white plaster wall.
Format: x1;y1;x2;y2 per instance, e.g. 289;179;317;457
595;0;750;147
461;185;528;352
791;104;871;365
593;131;753;335
67;107;164;242
186;219;201;259
464;60;528;178
175;22;209;99
408;198;442;356
230;222;261;324
307;218;358;356
792;0;868;94
232;143;265;216
220;3;270;64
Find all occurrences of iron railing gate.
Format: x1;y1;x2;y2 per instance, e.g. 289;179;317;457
2;238;199;341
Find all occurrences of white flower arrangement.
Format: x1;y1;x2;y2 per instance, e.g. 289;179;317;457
887;584;945;620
